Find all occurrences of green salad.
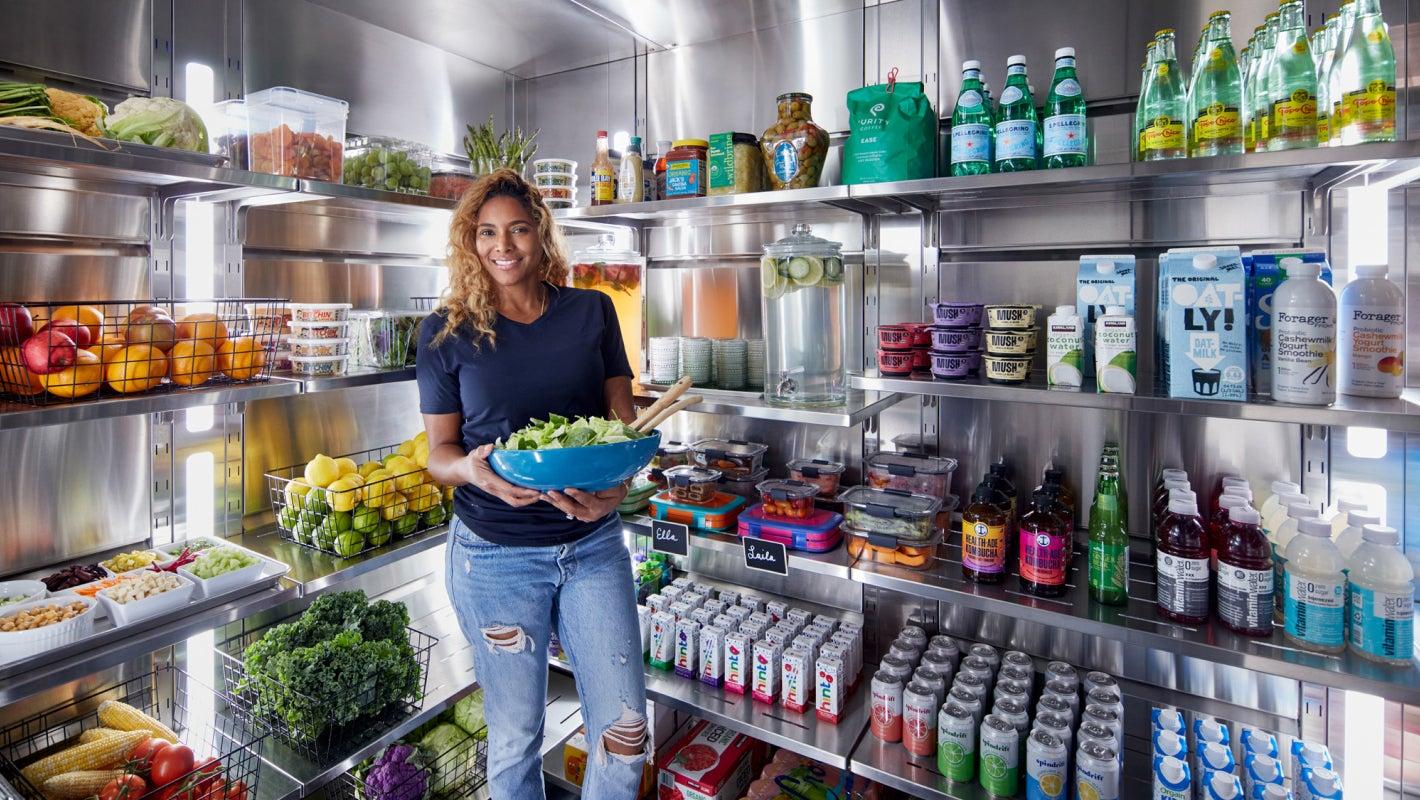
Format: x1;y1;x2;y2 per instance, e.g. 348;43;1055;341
497;414;644;450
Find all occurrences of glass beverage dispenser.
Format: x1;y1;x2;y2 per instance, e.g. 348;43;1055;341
573;233;646;381
761;223;847;406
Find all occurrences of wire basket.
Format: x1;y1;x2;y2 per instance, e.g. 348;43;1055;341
323;727;488;800
0;666;265;800
266;443;453;558
0;298;288;406
214;616;436;760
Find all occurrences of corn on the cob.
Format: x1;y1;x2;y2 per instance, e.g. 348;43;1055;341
41;769;126;800
21;730;147;788
76;728;124;744
97;700;179;743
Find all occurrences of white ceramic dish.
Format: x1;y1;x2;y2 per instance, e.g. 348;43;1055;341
177;551;269;600
0;596;96;662
97;573;196;626
0;580;47;610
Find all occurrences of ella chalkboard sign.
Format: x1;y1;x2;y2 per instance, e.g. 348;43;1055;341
650;519;689;556
742;537;788;576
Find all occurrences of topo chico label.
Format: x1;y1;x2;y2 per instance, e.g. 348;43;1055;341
1142;116;1184;152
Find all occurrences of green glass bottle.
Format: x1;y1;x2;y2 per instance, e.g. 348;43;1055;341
1134;41;1157;161
1267;0;1318;151
1239;39;1253;152
950;60;993;176
1138;29;1186;161
1088;466;1130;605
1244;25;1266;151
1191;10;1243;157
1184;24;1207;153
1043;47;1088;169
994;55;1038;172
1328;1;1358;144
1253;13;1280;150
1335;0;1396;145
1316;13;1341;145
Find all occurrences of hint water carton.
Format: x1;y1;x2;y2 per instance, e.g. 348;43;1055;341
1077;255;1137;378
1245;248;1332;395
1159;247;1248;401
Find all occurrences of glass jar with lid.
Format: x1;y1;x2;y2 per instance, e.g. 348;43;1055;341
572;233;646;379
761;92;829;190
761;223;847;406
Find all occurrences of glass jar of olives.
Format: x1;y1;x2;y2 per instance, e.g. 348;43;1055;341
760;92;829;190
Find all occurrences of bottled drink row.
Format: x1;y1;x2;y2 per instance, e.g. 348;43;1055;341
948;48;1089;176
1136;0;1395;161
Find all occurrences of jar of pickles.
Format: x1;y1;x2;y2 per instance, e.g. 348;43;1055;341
761;92;829;190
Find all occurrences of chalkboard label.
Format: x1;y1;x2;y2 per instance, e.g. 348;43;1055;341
742;537;788;576
651;520;689;556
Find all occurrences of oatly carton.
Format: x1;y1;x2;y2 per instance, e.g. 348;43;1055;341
1159;246;1247;401
1076;255;1137;378
1245;248;1332;395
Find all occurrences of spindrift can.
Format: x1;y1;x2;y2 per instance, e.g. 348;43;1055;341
903;680;938;757
1075;741;1121;800
979;714;1021;798
1044;661;1078;691
938;702;977;783
1025;728;1068;800
870;668;905;742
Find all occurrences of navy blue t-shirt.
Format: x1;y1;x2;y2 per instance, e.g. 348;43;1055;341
416;283;633;546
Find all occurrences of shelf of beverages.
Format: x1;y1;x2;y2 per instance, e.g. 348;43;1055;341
850;372;1420;433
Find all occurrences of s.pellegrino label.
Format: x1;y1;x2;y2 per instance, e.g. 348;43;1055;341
1043;112;1086;157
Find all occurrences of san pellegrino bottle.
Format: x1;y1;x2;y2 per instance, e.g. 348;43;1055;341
1191;10;1243;156
1253;13;1281;150
1139;29;1187;160
1134;41;1157;161
951;60;993;176
1327;1;1358;144
1088;465;1130;606
982;82;997;165
1268;1;1318;152
1316;14;1341;144
1335;0;1396;145
1043;47;1088;168
995;55;1039;172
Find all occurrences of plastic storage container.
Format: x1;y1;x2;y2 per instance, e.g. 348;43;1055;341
532;158;577;175
350;310;424;368
206;99;249;168
738;504;844;553
245;86;349;182
786;459;845;495
290;355;348;376
343;135;432;194
97;573;195;626
847;527;941;569
756;479;821;520
691;439;769;477
762;224;847;405
718;467;769;501
839;485;943;542
289;338;349;357
866;452;958;498
290;303;352;323
664;465;723;505
617;475;659;515
427;152;476;200
649;490;746;531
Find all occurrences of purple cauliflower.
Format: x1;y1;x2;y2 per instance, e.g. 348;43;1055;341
363;743;429;800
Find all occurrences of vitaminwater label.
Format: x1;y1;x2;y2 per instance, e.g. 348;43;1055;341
963;520;1007;574
1284;572;1346;648
1089;540;1129;595
1271;91;1317;135
1217;564;1274;631
995;118;1038;161
1349;584;1414;661
1157;553;1210;619
1193;104;1241;141
1142;116;1185;152
1020;529;1068;587
1272;305;1336;404
952;122;992;165
1043;113;1087;157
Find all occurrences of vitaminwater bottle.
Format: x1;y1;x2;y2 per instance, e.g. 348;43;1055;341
1267;1;1318;151
1155;468;1188;501
1259;481;1301;534
1043;47;1088;169
995;56;1038;172
1213;475;1251;517
1347;523;1414;665
1191;11;1243;156
1328;495;1369;541
1154;487;1197;546
1283;518;1348;654
1139;29;1187;160
1273;501;1320;624
963;485;1009;584
1335;508;1381;561
1217;506;1275;636
1156;498;1210;624
951;60;994;177
1020;489;1070;598
1088;468;1129;605
1208;492;1252;570
1334;0;1396;145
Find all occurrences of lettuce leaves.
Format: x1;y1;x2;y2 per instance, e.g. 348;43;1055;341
497;413;643;450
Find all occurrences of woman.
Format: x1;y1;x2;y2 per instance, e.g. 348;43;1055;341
418;169;647;799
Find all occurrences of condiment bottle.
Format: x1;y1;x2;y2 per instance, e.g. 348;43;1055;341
653;138;672;200
591;130;615;206
1216;505;1274;636
962;485;1009;583
1156;497;1210;624
1019;489;1070;597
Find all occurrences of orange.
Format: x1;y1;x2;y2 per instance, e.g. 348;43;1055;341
51;305;105;342
177;312;229;350
87;333;127;364
169;339;216;387
106;344;169;393
0;347;43;396
218;336;267;380
40;349;103;399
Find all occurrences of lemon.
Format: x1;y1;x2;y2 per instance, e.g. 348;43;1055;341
397;440;416;458
304;454;341;488
413;439;430;468
358;461;382;478
363;471;394;507
380;491;409;521
284;478;313;509
327;477;361;512
335;457;358;476
443;486;455;502
413;430;428;444
408;483;440;512
1077;779;1100;800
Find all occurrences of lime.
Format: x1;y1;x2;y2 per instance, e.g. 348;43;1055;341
787;256;824;286
277;505;300;530
760;257;780;291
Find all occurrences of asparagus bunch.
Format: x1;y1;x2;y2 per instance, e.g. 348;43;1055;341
463;114;539;175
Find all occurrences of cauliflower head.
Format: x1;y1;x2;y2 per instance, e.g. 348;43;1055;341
106;96;208;152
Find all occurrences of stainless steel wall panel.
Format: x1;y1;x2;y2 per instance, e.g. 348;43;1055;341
243;205;451;258
0;0;150;91
1134;193;1303;249
173;0;236;102
242;257;445;310
0;252;149;303
521;57;641;201
0;418;150;578
579;0;866;53
0;183;149;244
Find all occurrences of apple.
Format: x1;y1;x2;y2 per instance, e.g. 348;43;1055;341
39;318;93;349
21;329;77;374
0;303;34;346
124;311;178;352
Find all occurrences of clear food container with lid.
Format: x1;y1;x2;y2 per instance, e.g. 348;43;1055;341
290;355;348;376
718;466;769;501
786;458;846;495
756;479;820;520
429;152;476;200
664;465;723;505
865;452;958;498
245;86;349;182
206;99;249;168
761;224;847;406
290;302;352;322
343;135;432;194
690;438;769;477
838;485;943;542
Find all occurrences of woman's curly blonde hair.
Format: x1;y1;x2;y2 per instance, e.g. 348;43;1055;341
433;168;569;347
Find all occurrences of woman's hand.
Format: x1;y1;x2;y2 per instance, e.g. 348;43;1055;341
541;484;629;522
467;444;542;507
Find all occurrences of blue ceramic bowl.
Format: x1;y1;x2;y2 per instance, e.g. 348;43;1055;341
489;431;662;491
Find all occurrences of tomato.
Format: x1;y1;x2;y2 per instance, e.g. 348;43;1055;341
99;775;145;800
127;737;169;774
150;744;195;790
223;780;248;800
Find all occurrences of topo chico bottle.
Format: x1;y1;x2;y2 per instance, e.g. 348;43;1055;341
1267;0;1318;152
1191;10;1243;157
1138;29;1187;161
1334;0;1396;145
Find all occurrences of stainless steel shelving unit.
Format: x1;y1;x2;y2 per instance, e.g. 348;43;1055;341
637;383;908;427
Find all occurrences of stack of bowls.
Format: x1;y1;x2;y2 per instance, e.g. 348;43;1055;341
746;340;766;390
980;304;1039;383
712;338;748;390
649;337;680;384
679;337;712;385
928;302;985;380
532;158;577;209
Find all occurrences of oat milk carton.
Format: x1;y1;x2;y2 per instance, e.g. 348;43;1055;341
1160;247;1247;401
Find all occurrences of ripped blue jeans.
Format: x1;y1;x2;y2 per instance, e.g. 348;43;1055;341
446;514;648;799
